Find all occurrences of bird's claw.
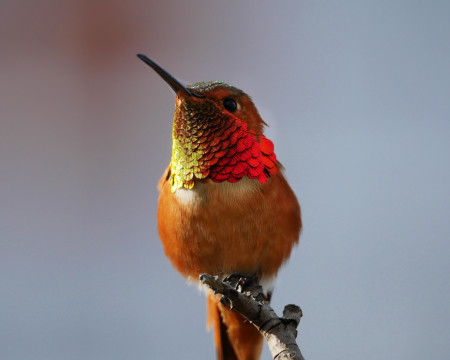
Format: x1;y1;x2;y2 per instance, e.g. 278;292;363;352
223;273;259;292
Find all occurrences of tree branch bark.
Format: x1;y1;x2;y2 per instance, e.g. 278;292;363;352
199;273;305;360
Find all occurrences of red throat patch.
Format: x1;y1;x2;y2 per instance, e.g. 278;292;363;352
170;100;277;191
207;119;277;184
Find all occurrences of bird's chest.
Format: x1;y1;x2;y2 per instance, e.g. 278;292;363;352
174;178;264;240
158;177;272;277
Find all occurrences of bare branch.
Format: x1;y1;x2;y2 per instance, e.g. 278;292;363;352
200;273;305;360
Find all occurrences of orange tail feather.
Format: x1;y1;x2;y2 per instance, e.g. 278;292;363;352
207;293;263;360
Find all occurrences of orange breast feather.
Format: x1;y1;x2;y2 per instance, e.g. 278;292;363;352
157;166;301;281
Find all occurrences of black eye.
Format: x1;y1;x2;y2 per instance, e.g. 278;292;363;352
223;98;238;112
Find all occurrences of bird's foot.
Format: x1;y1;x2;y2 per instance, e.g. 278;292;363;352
223;273;260;292
222;273;265;304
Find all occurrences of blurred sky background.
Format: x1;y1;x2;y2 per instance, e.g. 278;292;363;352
1;1;449;359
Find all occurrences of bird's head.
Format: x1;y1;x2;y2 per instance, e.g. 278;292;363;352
138;54;277;192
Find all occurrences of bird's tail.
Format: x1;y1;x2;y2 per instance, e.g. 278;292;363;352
207;292;263;360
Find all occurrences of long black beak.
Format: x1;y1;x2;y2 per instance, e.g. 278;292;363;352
137;54;204;98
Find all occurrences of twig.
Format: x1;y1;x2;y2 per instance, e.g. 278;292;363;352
199;273;305;360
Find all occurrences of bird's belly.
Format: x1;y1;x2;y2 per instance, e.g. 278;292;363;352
157;176;300;282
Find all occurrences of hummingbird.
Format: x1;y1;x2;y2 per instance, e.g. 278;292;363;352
137;54;301;360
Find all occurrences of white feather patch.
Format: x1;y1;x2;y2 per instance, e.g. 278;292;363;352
174;176;261;207
174;187;201;206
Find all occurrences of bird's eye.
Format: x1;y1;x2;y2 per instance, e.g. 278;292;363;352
223;98;238;112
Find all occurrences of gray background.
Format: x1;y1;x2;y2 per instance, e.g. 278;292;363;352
1;1;449;359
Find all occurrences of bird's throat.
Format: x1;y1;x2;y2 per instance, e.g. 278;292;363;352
169;102;277;192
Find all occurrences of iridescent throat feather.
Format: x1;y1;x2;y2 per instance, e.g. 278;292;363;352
169;95;277;192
